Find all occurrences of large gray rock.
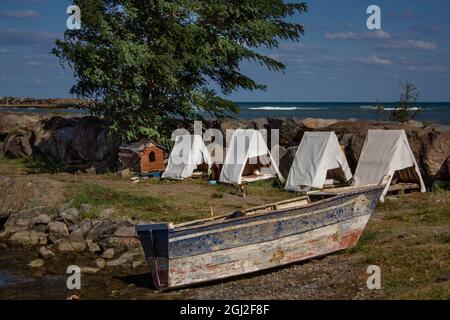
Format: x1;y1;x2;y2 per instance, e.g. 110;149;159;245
9;231;48;247
60;208;79;224
48;222;69;239
106;249;143;268
89;219;118;242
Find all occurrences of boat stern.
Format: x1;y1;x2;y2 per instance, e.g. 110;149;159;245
135;223;170;290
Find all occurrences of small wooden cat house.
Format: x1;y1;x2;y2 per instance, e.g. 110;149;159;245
118;139;168;174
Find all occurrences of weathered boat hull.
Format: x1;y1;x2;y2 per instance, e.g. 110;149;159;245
136;186;383;290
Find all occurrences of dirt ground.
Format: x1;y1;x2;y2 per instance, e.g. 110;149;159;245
0;159;449;300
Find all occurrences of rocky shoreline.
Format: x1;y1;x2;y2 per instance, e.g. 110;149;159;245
0;200;146;275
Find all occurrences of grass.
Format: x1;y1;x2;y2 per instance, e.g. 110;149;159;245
69;182;169;221
346;191;450;299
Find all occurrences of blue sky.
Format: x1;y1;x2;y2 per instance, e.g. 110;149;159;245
0;0;449;101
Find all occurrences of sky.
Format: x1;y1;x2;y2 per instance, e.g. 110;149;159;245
0;0;449;102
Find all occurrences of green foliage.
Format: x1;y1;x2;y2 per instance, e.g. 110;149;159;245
390;81;420;122
53;0;307;140
373;103;386;121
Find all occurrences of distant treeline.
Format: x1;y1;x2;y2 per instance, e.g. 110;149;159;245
0;96;89;109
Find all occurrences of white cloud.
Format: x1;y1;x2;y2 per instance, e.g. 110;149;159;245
325;30;391;40
360;56;393;66
376;40;438;50
0;10;39;19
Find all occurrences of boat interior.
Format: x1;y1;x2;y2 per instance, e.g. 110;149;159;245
173;185;378;231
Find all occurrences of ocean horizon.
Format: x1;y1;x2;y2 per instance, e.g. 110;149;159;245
2;101;450;125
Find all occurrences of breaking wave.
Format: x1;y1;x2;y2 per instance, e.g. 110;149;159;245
248;106;327;111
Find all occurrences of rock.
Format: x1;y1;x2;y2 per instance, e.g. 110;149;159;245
95;258;106;269
113;226;136;238
57;240;74;252
80;204;92;214
87;239;101;254
79;219;92;237
89;219;117;242
98;236;141;254
32;224;48;233
60;207;79;224
99;208;114;219
9;231;48;247
48;222;69;241
29;259;44;268
102;248;115;259
69;229;87;252
106;250;142;268
406;120;423;128
422;130;450;182
2;132;33;158
33;115;120;172
30;214;51;226
132;261;143;269
80;267;100;274
279;146;297;178
57;238;86;252
38;246;55;258
302;118;339;130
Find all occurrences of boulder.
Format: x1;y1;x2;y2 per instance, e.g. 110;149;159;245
302;118;339;130
38;246;55;258
98;236;141;254
60;208;80;224
106;249;143;268
29;259;44;268
95;258;106;269
9;231;48;247
278;146;297;178
30;214;51;226
48;222;69;240
102;248;115;259
80;267;100;274
89;219;118;242
113;226;136;238
57;238;86;252
79;219;92;237
33;116;120;171
87;239;102;254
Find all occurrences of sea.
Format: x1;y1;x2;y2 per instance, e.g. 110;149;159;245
2;102;450;124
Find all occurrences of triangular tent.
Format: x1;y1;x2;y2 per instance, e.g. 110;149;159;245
162;134;212;180
353;130;426;201
285;132;353;192
219;129;285;185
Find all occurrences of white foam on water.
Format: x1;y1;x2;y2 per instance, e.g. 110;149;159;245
248;106;326;111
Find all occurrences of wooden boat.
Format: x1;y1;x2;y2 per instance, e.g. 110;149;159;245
136;184;384;290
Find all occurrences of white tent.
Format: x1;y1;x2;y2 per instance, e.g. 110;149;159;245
219;129;285;185
353;130;426;201
162;134;212;180
285;132;353;192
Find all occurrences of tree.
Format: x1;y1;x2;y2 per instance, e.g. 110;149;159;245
390;81;420;123
53;0;307;141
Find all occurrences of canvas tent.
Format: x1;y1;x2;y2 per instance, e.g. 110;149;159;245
353;130;426;201
162;134;212;180
219;129;285;185
285;132;353;192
